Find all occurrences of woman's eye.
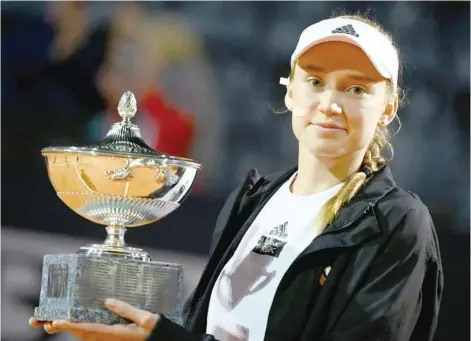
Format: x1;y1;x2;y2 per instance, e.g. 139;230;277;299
347;86;367;95
307;77;324;88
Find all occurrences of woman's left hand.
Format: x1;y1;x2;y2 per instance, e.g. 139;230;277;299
34;298;160;341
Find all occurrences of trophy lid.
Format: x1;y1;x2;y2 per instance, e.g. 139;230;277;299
42;91;201;169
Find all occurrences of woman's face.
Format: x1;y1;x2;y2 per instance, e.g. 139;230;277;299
286;41;397;158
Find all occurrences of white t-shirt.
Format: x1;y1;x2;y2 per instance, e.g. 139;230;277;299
206;173;343;341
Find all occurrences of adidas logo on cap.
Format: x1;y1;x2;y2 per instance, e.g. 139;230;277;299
331;24;359;38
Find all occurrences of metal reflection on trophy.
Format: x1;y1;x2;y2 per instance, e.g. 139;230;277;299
33;91;201;325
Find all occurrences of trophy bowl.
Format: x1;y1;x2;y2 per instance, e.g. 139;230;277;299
42;150;200;260
34;91;202;325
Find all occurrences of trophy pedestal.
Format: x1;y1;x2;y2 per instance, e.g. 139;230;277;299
34;254;184;325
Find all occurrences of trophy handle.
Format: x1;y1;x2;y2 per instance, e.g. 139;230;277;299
105;159;179;185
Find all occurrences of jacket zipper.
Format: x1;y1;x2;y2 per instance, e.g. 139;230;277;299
321;203;374;236
182;168;256;327
290;203;374;268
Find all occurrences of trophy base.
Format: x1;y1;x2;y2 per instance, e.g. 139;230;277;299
34;253;183;325
34;306;133;325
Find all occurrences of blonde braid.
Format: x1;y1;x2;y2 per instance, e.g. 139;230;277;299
315;127;389;233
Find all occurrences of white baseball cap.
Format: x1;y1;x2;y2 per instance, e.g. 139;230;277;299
280;17;399;89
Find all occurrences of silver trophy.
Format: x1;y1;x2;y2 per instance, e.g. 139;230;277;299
33;91;201;325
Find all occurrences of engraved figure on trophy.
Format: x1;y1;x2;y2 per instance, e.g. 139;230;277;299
33;91;202;325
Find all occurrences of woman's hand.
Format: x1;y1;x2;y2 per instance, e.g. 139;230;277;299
29;299;160;341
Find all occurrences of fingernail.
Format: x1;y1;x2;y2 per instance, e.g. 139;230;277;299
52;320;67;327
105;298;117;308
54;320;67;324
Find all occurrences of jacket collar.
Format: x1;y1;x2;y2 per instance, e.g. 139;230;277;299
249;165;396;207
245;165;398;253
327;165;397;230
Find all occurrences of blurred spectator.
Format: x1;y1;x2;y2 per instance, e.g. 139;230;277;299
2;2;108;168
86;4;196;159
153;12;226;193
86;4;224;193
86;4;202;194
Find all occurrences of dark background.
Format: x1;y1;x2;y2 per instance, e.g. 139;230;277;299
1;2;469;341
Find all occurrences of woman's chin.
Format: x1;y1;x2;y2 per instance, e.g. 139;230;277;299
300;141;348;159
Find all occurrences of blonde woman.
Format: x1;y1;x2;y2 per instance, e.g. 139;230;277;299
30;13;443;341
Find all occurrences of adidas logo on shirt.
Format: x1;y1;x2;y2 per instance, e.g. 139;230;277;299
269;222;288;239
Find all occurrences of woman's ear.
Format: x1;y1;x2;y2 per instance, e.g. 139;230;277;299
381;93;398;126
284;86;293;111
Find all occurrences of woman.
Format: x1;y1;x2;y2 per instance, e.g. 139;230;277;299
29;13;444;341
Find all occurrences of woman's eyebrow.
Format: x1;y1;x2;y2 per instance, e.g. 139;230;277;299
300;64;380;83
301;64;326;72
346;74;377;83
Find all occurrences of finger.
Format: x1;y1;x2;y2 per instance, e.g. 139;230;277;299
54;321;140;332
29;317;46;328
52;321;111;333
60;323;147;341
44;322;62;334
69;330;100;341
105;299;157;328
52;321;138;333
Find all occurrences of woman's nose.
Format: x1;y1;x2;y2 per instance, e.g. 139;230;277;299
317;90;342;116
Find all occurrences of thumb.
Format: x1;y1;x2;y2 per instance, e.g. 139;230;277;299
105;299;157;329
29;317;45;328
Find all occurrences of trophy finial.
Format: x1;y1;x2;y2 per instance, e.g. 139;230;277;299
118;91;137;121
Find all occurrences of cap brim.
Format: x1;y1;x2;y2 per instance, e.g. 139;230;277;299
291;34;391;81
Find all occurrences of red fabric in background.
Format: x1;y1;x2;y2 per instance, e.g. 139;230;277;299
140;91;195;158
140;91;204;193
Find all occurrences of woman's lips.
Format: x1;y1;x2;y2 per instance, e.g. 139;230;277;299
310;122;346;131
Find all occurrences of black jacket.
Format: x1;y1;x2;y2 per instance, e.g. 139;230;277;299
149;166;444;341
